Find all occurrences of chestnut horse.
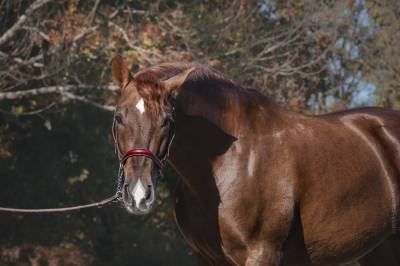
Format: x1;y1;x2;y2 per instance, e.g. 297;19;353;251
110;55;400;265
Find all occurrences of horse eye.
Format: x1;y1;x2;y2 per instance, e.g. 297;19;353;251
115;114;123;124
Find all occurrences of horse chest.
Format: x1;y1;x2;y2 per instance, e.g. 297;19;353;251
173;186;242;264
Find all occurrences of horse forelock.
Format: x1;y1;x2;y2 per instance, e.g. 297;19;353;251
117;71;164;116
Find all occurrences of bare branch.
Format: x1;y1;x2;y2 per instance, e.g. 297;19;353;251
3;26;97;73
61;92;114;111
107;20;136;49
88;0;101;25
0;102;56;116
0;0;52;48
0;84;118;100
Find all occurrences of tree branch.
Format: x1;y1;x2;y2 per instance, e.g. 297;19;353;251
0;0;53;48
3;26;97;74
0;102;56;116
61;92;114;111
0;84;118;100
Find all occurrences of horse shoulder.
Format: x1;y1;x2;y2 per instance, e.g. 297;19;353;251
173;180;234;265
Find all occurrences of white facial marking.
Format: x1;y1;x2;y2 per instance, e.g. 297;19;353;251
132;179;146;208
136;98;145;114
247;150;256;177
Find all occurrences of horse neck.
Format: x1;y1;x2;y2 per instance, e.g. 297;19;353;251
168;82;289;195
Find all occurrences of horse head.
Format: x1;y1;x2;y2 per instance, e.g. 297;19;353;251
111;55;194;215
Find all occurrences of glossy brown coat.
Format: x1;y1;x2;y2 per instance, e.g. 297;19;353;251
111;56;400;266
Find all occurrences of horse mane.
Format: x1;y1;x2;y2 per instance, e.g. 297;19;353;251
132;63;266;136
134;62;240;93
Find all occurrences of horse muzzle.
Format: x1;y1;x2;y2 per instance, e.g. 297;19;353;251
117;148;166;215
123;180;156;215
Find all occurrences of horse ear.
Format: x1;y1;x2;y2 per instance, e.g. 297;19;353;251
111;55;132;89
162;67;195;98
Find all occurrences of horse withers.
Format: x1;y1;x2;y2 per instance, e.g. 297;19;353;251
110;55;400;266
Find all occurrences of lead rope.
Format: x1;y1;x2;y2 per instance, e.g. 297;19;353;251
0;108;176;213
0;119;125;213
0;168;123;213
0;171;123;213
0;195;119;213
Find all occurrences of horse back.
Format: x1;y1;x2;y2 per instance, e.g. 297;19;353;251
327;107;400;233
297;107;400;264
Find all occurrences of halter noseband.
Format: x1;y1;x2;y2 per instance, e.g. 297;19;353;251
120;148;164;169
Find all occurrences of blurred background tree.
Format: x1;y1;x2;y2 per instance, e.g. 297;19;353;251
0;0;399;265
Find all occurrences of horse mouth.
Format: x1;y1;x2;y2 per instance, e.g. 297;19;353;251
124;203;154;215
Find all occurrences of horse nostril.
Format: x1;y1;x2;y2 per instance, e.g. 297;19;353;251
145;185;152;201
139;198;146;209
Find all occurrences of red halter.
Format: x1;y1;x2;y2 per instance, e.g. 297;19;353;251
120;148;164;169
